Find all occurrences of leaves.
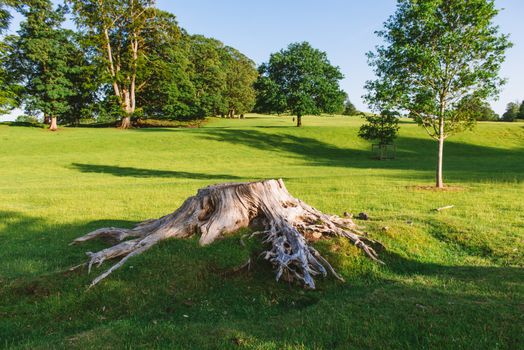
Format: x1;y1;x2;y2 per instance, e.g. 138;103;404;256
255;42;346;119
365;0;512;138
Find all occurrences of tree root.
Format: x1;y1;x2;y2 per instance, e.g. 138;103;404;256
71;179;384;289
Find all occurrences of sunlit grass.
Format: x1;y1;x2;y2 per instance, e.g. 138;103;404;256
0;115;522;349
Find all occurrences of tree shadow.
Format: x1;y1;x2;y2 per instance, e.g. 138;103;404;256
196;128;524;183
70;163;241;180
1;210;522;349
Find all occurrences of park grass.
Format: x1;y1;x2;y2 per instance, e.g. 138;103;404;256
0;114;522;349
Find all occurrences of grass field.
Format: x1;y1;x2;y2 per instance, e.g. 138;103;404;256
0;114;523;349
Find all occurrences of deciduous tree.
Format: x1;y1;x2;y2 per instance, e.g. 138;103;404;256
68;0;156;128
365;0;511;188
502;101;519;122
5;0;76;131
256;42;345;127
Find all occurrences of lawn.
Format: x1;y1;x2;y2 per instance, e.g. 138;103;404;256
0;114;523;349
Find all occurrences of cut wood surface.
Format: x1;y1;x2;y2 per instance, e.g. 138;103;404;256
72;179;384;289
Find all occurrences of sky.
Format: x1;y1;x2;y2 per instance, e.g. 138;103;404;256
2;0;523;120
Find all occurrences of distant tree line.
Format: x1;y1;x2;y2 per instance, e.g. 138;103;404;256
0;0;258;128
501;100;524;122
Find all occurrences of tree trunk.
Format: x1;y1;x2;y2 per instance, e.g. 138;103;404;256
121;116;131;129
43;116;51;125
436;115;445;188
71;179;383;289
49;117;58;131
297;114;302;127
436;135;444;188
120;89;134;129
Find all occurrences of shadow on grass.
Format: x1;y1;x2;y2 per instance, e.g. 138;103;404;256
0;210;522;349
195;128;524;183
70;163;241;180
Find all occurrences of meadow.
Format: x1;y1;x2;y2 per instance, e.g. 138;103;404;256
0;115;523;349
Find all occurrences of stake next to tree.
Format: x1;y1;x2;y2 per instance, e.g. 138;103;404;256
71;179;384;289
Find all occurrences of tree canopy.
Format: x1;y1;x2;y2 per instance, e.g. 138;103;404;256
4;0;81;130
255;42;346;127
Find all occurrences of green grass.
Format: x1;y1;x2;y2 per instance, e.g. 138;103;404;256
0;114;523;349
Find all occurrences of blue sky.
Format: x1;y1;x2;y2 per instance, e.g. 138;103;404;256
157;0;523;115
3;0;523;119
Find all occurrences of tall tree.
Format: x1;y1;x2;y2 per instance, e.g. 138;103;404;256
138;10;196;120
221;46;257;118
502;101;519;122
68;0;156;128
187;35;228;118
365;0;512;188
0;0;20;114
5;0;75;130
342;98;358;116
256;42;345;127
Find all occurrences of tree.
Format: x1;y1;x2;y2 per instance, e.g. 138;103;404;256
256;42;346;127
502;101;519;122
68;0;156;129
221;46;258;118
519;101;524;120
0;0;20;114
365;0;512;188
138;10;196;120
457;96;498;121
343;98;359;116
5;0;76;131
358;110;400;145
187;35;228;118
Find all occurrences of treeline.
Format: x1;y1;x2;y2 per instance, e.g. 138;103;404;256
0;0;258;129
502;100;524;122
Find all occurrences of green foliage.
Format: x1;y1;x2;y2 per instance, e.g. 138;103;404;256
365;0;511;137
342;98;359;116
255;42;345;125
15;114;38;123
0;0;21;114
358;110;400;145
138;11;197;120
221;46;258;117
520;101;524;119
456;96;499;121
502;101;520;122
5;0;79;124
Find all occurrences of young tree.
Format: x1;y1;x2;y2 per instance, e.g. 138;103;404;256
502;101;519;122
358;111;400;146
68;0;156;128
5;0;75;131
256;42;345;127
365;0;512;188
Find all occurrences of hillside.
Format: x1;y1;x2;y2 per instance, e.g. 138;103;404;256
0;115;523;349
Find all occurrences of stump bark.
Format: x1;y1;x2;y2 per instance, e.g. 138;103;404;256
72;179;383;289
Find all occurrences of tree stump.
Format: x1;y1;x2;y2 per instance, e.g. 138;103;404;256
71;179;383;289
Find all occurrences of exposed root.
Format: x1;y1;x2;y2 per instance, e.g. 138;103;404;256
72;179;384;289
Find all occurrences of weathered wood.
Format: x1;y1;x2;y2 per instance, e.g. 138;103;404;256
72;179;384;289
435;205;454;212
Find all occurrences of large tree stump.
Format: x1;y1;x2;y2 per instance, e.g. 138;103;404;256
72;179;383;289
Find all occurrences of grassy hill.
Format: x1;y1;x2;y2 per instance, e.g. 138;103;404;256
0;114;523;349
